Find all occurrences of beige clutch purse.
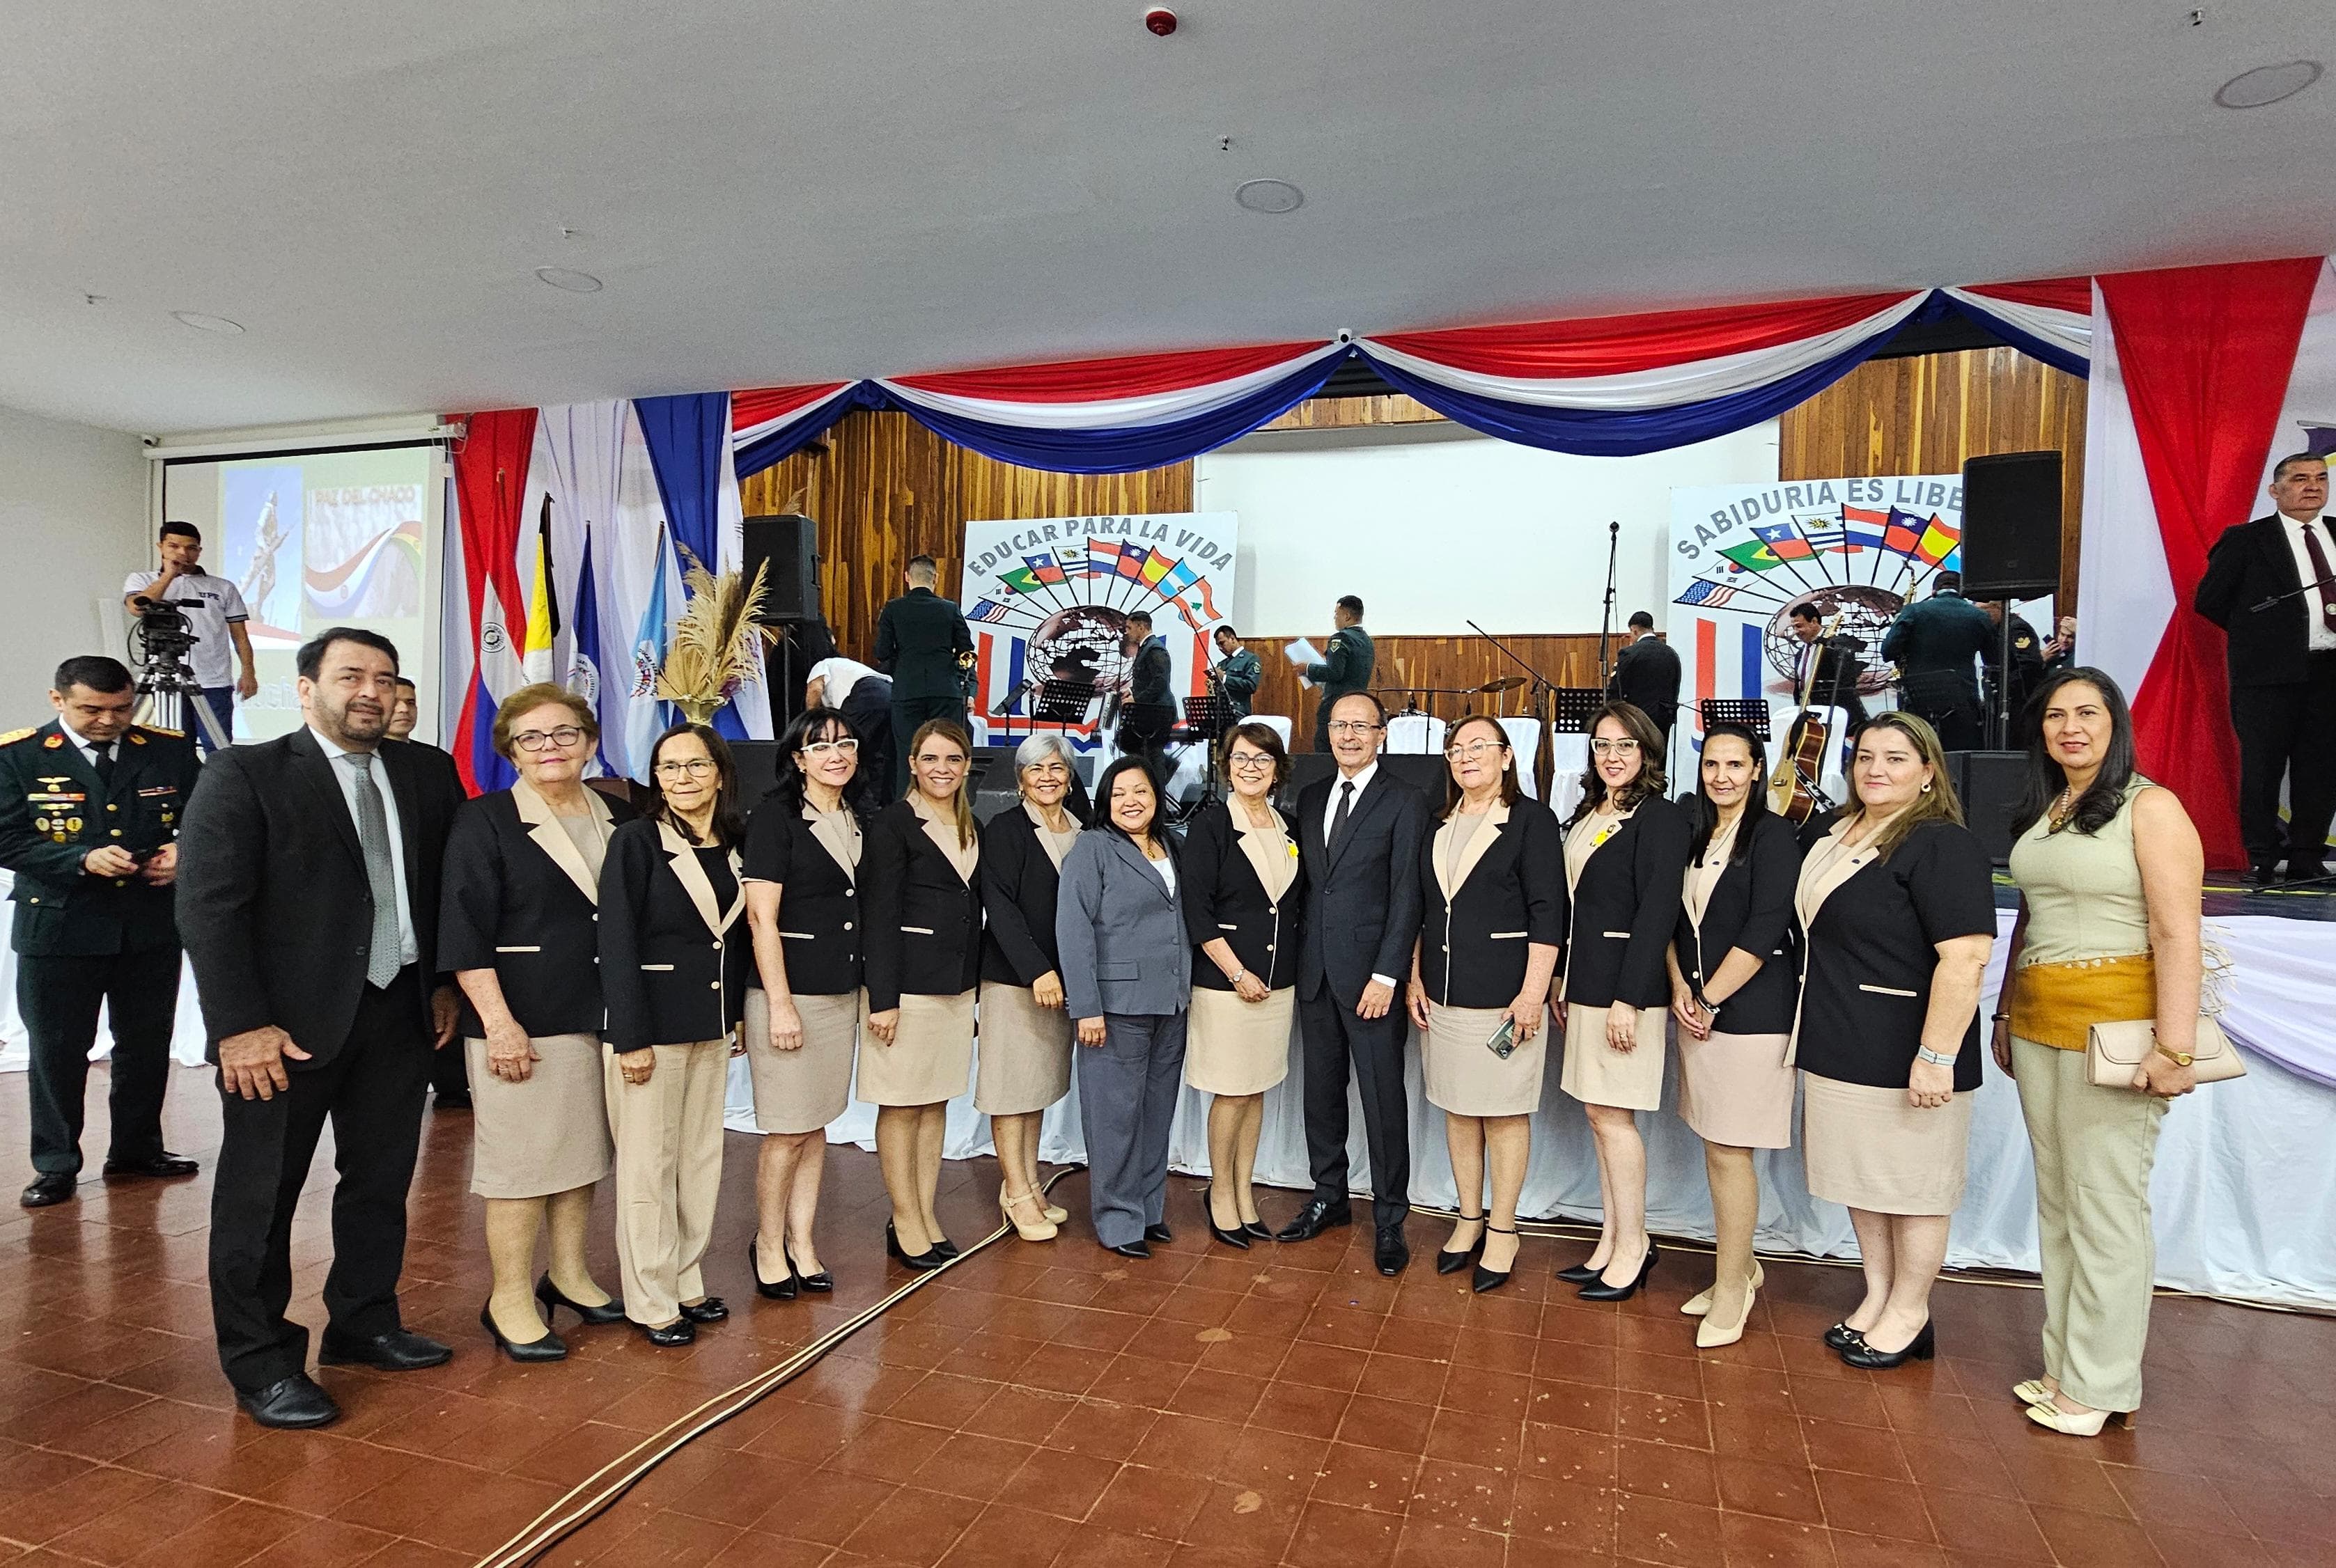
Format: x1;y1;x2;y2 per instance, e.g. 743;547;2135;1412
2085;1016;2244;1089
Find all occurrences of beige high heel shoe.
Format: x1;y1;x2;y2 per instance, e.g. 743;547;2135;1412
1681;1260;1766;1317
2011;1378;2054;1406
1002;1187;1059;1241
1695;1278;1757;1349
2024;1399;2137;1437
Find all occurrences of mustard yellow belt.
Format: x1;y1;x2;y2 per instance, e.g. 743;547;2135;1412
2007;952;2156;1052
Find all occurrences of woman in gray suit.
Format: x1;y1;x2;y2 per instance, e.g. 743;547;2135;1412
1056;756;1192;1259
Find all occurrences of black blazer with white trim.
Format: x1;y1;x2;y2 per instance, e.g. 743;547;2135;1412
1182;799;1306;993
1562;794;1692;1010
1417;798;1568;1010
1671;810;1801;1037
979;803;1070;988
741;799;864;996
596;817;750;1049
862;799;983;1011
439;785;634;1037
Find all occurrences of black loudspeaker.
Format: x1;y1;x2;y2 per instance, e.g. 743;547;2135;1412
1948;749;2026;866
742;514;820;625
1279;751;1449;809
1959;452;2064;599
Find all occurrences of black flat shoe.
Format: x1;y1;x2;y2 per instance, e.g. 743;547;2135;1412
1144;1222;1174;1245
1437;1212;1487;1276
787;1241;834;1293
1823;1321;1867;1352
1555;1257;1603;1284
1275;1196;1353;1243
1202;1186;1250;1250
1841;1320;1935;1370
18;1173;73;1209
640;1318;696;1348
536;1273;625;1326
1104;1239;1152;1260
1472;1223;1517;1294
1578;1242;1660;1303
1241;1221;1272;1241
480;1303;566;1363
318;1328;453;1371
887;1221;946;1271
237;1373;341;1429
102;1151;198;1179
678;1296;728;1324
750;1239;800;1301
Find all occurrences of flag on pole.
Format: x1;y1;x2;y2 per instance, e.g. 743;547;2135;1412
1080;539;1125;577
1674;579;1739;609
968;597;1019;625
1022;552;1070;586
1842;506;1890;550
1914;513;1962;566
567;525;612;775
1749;519;1819;560
627;526;675;769
1156;557;1200;596
1884;508;1929;556
1139;549;1177;587
522;503;559;682
997;566;1047;595
1718;539;1789;573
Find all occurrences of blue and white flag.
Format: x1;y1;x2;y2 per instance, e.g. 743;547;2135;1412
627;525;676;771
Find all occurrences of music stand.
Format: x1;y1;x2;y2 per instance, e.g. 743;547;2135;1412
1548;687;1607;735
1033;680;1098;726
1697;699;1772;744
1177;694;1227;741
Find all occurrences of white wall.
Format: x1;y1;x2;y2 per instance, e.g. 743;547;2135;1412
1194;420;1781;636
0;405;151;715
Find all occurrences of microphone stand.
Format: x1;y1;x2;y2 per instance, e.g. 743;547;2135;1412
1596;521;1621;686
1467;619;1564;801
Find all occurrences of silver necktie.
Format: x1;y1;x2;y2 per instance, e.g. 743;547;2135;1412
347;753;402;988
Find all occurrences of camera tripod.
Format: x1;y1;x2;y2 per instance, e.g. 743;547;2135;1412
131;638;230;752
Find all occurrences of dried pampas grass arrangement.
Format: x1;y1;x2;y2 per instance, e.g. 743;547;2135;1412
655;545;776;726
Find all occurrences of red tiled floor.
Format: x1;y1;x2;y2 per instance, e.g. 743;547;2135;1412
1;1060;2332;1567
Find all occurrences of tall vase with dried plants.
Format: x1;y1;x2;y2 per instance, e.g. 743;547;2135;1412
655;547;777;727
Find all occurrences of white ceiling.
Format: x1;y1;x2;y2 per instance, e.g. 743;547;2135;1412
3;1;2333;435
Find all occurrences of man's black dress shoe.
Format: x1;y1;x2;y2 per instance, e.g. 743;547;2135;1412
1274;1197;1353;1244
2287;861;2330;884
1375;1226;1410;1277
480;1304;566;1363
102;1152;198;1179
1144;1223;1174;1244
536;1273;626;1326
1104;1239;1151;1260
678;1296;728;1324
238;1373;341;1429
2248;861;2282;888
640;1318;695;1347
19;1173;73;1209
318;1328;453;1371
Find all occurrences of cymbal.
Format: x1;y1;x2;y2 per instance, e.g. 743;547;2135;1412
1474;675;1527;694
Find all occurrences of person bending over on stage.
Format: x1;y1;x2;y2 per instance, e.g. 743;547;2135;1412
1555;701;1690;1301
976;733;1085;1241
1406;716;1564;1294
1183;722;1305;1248
1665;723;1800;1349
862;719;983;1269
1994;669;2202;1435
439;684;631;1361
1795;712;1994;1370
1057;757;1191;1259
741;707;875;1299
598;722;751;1347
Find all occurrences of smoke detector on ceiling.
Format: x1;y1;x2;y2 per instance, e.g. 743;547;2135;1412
1234;179;1304;214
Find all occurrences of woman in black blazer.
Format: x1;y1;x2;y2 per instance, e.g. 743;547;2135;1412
440;684;634;1361
977;733;1085;1243
598;722;752;1347
740;707;875;1300
862;719;983;1269
1663;723;1800;1349
1405;715;1566;1294
1183;722;1305;1249
1557;700;1691;1301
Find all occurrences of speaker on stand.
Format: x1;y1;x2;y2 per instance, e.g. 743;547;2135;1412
1959;452;2064;748
743;514;823;738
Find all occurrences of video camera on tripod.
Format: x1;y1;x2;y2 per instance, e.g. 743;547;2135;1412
128;594;228;751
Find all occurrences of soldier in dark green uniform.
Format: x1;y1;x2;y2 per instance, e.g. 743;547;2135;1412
0;656;202;1207
1881;572;1995;751
1209;625;1262;723
1306;595;1376;752
873;554;974;796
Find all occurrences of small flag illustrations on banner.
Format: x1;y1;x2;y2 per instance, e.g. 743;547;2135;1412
1157;558;1199;596
1718;540;1786;574
1674;579;1738;609
1798;520;1851;553
998;566;1045;595
968;598;1018;625
1139;549;1176;586
1884;508;1929;555
1022;553;1069;586
1749;520;1818;560
1915;514;1962;566
1843;505;1891;551
1087;538;1126;575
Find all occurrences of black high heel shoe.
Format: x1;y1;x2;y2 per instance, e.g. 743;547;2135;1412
1437;1212;1486;1276
929;1235;960;1260
1472;1224;1518;1294
1578;1241;1660;1302
1555;1256;1605;1285
1823;1322;1867;1352
887;1221;945;1271
480;1303;566;1362
1840;1320;1935;1370
788;1241;834;1294
1201;1186;1250;1250
535;1273;625;1326
679;1296;728;1324
750;1238;799;1301
639;1317;695;1348
1240;1221;1273;1242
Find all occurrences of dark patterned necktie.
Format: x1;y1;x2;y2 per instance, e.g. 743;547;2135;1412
346;753;403;987
1329;780;1355;852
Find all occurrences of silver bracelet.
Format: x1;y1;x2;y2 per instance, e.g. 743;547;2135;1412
1915;1046;1958;1068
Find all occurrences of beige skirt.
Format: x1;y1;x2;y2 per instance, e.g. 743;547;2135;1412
1184;986;1294;1097
857;989;976;1106
465;1032;613;1198
1802;1072;1975;1215
745;988;860;1134
975;981;1074;1115
1559;1002;1669;1113
1424;1001;1545;1118
1676;1029;1795;1150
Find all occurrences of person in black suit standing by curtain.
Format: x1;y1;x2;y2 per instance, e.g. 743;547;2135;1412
1117;611;1176;786
1608;612;1681;753
874;556;973;798
176;628;465;1429
2195;453;2336;884
1278;691;1428;1274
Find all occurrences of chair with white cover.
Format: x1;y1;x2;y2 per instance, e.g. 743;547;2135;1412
1496;716;1543;800
1252;714;1294;751
1386;714;1447;755
1547;731;1590;822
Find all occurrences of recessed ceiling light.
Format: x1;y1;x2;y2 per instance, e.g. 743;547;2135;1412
1234;178;1305;214
2215;60;2321;108
534;266;603;292
171;311;244;334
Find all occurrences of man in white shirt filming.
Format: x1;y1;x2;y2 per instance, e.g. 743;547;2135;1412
123;522;257;755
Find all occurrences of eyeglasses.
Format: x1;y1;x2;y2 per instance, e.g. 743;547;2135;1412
1326;720;1383;736
512;726;586;753
1590;737;1642;756
1227;751;1275;771
1445;739;1508;761
654;759;717;778
800;738;859;758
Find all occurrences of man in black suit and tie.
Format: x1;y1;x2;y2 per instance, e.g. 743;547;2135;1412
176;627;467;1428
2195;453;2336;884
1607;612;1681;751
1279;691;1428;1274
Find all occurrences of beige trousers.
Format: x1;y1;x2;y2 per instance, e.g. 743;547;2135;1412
604;1039;729;1329
2011;1033;2168;1412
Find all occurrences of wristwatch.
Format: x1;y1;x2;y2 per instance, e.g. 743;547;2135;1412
2155;1041;2194;1067
1915;1046;1958;1068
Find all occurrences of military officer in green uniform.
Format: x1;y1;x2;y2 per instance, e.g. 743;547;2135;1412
1880;571;1995;751
873;554;974;795
0;656;202;1207
1305;594;1376;751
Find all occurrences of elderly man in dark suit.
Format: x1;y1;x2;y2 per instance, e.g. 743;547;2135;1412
874;555;974;797
176;627;467;1429
1281;691;1428;1273
2195;453;2336;883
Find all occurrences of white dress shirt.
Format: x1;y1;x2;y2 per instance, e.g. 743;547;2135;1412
56;719;114;772
1322;759;1397;989
309;726;419;967
2277;511;2336;653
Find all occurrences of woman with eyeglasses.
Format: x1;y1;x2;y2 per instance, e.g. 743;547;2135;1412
740;708;873;1300
598;721;753;1347
862;718;984;1269
976;733;1086;1242
439;684;633;1360
1181;721;1305;1248
1406;715;1565;1293
1664;722;1801;1349
1556;700;1690;1300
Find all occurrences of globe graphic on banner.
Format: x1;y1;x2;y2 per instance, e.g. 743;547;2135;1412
1029;604;1132;693
1759;585;1904;694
